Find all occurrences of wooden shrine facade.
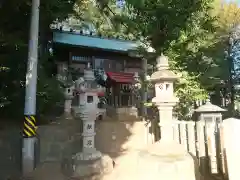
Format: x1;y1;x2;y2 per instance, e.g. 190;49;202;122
52;30;142;109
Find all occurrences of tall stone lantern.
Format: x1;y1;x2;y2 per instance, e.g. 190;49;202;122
71;63;113;179
135;54;197;180
74;63;102;160
150;54;180;141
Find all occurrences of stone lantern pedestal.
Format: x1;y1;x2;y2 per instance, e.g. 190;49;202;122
134;54;199;180
71;109;113;179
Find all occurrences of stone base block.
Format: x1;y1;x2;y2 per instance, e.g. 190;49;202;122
73;150;102;161
135;141;199;180
71;154;114;179
103;141;199;180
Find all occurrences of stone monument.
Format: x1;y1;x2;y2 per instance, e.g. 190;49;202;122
135;54;199;180
70;63;113;179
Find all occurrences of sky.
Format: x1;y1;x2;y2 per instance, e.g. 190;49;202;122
225;0;240;3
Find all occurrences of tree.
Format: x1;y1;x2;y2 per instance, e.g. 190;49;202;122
107;0;216;118
67;0;136;40
208;1;240;113
0;0;80;121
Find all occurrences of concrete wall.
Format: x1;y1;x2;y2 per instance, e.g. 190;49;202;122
0;116;146;179
37;119;82;163
0;118;82;179
0;127;22;179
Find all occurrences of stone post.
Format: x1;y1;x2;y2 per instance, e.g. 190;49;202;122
223;118;240;180
71;64;113;179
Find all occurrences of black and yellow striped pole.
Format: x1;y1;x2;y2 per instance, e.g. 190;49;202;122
23;115;37;138
22;0;40;175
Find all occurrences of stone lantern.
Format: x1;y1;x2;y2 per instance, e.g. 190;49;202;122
195;99;226;123
133;72;141;89
150;54;180;141
195;100;226;174
74;63;102;160
130;72;141;117
134;54;197;180
63;85;74;119
62;72;74;119
71;63;113;179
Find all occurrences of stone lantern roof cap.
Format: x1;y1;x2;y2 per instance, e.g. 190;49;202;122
150;54;180;81
195;99;226;113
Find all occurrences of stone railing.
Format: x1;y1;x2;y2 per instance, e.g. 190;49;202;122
171;119;226;178
145;100;238;180
169;117;240;180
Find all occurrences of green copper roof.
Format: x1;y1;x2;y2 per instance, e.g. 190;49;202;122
53;31;139;52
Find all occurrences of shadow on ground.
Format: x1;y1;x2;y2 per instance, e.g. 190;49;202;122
18;114;145;180
95;116;145;163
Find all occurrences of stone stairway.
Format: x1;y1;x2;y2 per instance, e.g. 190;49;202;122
94;118;150;180
95;118;148;160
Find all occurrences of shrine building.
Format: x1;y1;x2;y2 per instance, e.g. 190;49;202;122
52;27;143;114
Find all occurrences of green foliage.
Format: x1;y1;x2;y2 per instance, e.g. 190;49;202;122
0;47;27;119
71;0;137;40
0;0;78;122
174;71;208;120
37;59;64;118
1;0;237;121
115;0;215;118
77;0;217;118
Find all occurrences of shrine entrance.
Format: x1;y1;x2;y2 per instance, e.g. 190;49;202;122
104;72;139;118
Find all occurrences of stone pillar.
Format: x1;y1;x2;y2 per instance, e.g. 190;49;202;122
71;64;113;179
223;118;240;180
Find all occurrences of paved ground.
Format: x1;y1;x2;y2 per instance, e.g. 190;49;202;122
24;153;223;180
23;117;226;180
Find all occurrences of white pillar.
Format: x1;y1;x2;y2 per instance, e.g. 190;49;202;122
157;106;175;142
77;108;101;160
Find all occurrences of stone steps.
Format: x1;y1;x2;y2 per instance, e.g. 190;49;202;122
95;120;148;158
